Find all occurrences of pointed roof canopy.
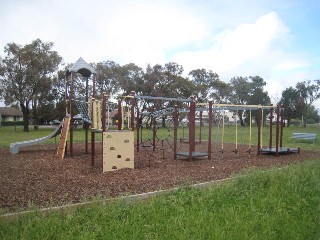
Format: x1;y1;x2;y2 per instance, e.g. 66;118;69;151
68;57;96;77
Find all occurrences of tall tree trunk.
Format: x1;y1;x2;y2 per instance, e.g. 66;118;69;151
238;111;245;126
302;106;307;128
286;118;290;127
20;101;30;132
32;99;38;130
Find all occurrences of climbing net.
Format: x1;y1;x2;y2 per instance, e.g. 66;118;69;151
134;95;189;163
74;99;91;124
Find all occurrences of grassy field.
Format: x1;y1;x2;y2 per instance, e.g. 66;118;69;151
0;159;319;239
0;123;319;150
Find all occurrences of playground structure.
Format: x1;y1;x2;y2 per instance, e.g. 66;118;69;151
9;57;300;172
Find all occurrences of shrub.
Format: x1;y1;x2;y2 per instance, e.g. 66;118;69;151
1;121;24;126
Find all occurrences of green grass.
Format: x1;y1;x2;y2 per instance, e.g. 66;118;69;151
1;124;319;150
0;125;102;148
1;160;319;239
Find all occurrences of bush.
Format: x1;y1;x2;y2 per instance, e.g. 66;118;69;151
0;121;24;126
306;119;315;124
291;118;301;126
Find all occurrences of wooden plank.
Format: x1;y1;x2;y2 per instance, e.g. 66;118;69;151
56;117;71;160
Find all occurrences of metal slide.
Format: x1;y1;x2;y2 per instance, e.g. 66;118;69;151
10;123;63;154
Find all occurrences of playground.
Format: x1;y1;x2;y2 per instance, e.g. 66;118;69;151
1;57;319;212
0;140;319;212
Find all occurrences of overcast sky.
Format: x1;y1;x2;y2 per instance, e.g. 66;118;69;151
1;0;320;108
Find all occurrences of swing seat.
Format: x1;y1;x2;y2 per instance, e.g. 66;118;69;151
140;144;153;148
179;138;201;144
176;151;209;158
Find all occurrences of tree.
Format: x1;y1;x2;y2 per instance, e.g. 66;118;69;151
247;76;271;124
228;76;250;104
228;77;250;125
0;39;62;131
117;63;145;96
144;62;194;103
94;61;122;96
142;63;194;126
306;105;320;124
280;87;299;126
188;69;220;102
296;80;320;128
209;80;231;103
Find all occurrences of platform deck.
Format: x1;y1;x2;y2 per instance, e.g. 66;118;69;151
260;147;300;154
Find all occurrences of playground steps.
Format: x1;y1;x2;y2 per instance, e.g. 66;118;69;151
56;117;71;160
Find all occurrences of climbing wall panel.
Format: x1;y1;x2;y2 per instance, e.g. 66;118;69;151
103;131;134;172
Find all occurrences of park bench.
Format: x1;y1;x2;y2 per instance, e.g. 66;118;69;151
291;133;317;143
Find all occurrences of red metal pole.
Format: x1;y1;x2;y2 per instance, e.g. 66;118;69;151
91;74;96;166
102;93;107;132
275;105;280;156
280;107;284;148
70;72;74;157
152;117;156;151
85;76;89;154
208;101;213;160
117;99;122;131
269;107;273;149
65;72;68;116
199;111;202;144
131;91;135;131
173;105;178;160
92;75;96;98
189;97;196;161
91;131;95;166
136;108;140;152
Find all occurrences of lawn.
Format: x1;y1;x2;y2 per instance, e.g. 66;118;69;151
0;159;319;239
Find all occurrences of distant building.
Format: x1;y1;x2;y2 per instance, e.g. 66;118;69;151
0;107;23;122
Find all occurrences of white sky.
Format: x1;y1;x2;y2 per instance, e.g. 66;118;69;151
1;0;320;109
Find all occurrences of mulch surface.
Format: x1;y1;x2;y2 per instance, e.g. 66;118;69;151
0;141;319;212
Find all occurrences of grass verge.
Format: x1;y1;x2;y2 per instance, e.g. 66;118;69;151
1;159;319;239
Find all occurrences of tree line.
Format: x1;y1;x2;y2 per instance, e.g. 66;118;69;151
0;39;319;131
